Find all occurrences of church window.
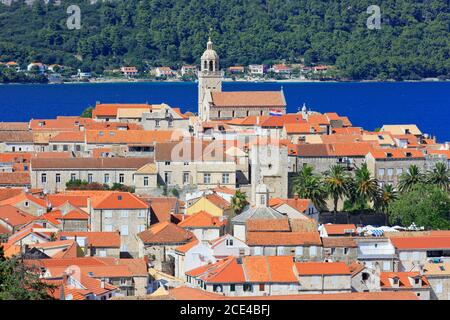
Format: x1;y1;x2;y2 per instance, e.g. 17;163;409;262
209;61;214;71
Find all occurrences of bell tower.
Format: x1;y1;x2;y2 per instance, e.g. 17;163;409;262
198;37;223;122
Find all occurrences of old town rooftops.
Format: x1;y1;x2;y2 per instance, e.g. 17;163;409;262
30;157;152;170
211;91;286;108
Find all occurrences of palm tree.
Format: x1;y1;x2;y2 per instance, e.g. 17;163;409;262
426;162;449;192
375;184;398;225
398;164;423;193
231;190;248;215
352;163;380;210
324;165;350;213
292;164;327;210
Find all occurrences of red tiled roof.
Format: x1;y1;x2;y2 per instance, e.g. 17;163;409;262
246;218;291;232
323;224;357;236
246;231;321;246
0;205;36;227
390;236;450;250
92;192;149;210
295;262;351;275
92;103;152;118
211;91;286;108
269;197;312;213
0;172;30;186
380;272;429;288
58;231;120;248
178;211;226;229
138;221;194;244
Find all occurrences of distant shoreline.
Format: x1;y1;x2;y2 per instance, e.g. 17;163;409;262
1;77;448;85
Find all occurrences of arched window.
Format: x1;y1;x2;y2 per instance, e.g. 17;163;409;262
232;110;235;117
204;61;207;70
209;60;214;71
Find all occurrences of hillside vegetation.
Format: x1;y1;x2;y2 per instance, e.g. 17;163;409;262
0;0;449;80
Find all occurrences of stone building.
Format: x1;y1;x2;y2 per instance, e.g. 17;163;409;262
198;38;286;121
154;140;237;191
365;148;426;187
30;157;154;192
89;191;151;257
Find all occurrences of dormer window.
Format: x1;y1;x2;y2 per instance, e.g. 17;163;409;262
386;153;393;158
392;276;400;285
405;152;412;157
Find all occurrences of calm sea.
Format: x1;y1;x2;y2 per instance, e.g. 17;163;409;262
0;81;449;141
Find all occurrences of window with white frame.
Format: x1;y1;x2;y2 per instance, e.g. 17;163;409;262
222;173;230;184
56;174;61;183
120;225;129;236
119;174;125;184
387;168;394;176
310;246;317;256
88;174;93;183
203;173;211;184
378;168;385;177
183;172;190;184
41;173;47;183
143;176;149;186
104;224;113;232
104;210;113;218
138;210;146;218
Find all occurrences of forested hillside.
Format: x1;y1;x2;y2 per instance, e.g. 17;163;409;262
0;0;449;80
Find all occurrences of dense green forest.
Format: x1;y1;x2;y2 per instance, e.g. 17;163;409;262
0;0;449;80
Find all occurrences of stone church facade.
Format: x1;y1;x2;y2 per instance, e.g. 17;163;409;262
198;38;287;121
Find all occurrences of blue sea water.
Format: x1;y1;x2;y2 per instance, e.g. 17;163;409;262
0;81;449;141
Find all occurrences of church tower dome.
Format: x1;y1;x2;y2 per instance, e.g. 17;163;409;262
201;37;220;71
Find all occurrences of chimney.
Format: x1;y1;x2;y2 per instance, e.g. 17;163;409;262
100;279;105;288
293;193;299;200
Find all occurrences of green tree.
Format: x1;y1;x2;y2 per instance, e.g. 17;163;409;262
323;165;350;213
80;107;93;118
375;184;398;225
426;162;449;192
398;164;424;193
389;184;450;229
292;165;327;210
0;248;55;300
231;190;248;215
349;164;380;211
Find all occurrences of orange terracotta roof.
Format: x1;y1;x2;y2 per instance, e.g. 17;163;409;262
0;205;36;227
138;221;194;244
166;287;418;300
0;172;30;186
175;239;199;254
295;262;351;275
260;114;304;128
85;130;179;145
47;194;90;208
211;91;286;108
178;211;226;229
284;123;323;134
246;231;321;246
368;148;425;159
92;103;153;118
59;231;120;248
427;149;450;159
205;193;231;210
92;192;149;210
390;236;450;250
380;272;429;288
49;131;85;142
246;218;291;232
269;197;312;213
323;224;357;236
0;192;47;207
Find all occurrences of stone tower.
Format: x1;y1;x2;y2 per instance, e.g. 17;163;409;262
198;37;223;122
